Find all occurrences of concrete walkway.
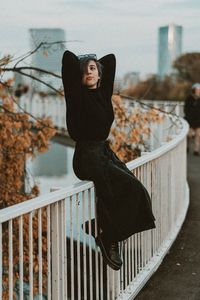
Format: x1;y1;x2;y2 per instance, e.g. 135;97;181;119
136;153;200;300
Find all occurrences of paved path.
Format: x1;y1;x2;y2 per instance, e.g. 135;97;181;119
136;153;200;300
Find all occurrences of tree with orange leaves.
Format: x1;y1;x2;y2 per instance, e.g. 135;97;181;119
109;95;164;162
0;52;57;298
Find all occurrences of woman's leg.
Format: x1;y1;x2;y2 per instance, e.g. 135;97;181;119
73;143;123;270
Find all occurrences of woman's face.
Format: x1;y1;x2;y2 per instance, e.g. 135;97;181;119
82;60;100;89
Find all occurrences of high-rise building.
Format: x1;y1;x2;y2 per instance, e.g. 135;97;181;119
27;29;67;175
158;24;183;78
29;28;66;92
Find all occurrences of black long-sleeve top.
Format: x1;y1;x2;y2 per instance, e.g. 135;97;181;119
61;50;115;141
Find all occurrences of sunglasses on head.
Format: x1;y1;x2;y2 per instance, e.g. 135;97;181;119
78;53;97;60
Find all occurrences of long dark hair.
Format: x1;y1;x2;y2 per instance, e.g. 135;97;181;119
80;58;103;87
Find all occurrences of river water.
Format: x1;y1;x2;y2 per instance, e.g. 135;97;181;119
27;143;80;195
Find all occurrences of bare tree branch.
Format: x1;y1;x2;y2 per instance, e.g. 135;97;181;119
119;93;180;117
3;66;61;78
14;41;63;67
13;69;63;95
11;40;82;67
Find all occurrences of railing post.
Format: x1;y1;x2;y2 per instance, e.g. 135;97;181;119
50;188;67;300
0;223;2;300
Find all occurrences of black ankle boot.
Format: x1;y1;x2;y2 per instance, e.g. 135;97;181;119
95;235;122;270
109;242;123;267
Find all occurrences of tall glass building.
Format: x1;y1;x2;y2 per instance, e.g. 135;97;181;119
29;28;66;92
158;24;183;78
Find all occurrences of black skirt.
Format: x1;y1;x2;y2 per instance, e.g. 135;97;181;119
73;140;155;243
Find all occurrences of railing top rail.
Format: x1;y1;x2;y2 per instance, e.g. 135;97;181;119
120;95;185;104
0;181;93;223
0;118;189;223
127;118;188;170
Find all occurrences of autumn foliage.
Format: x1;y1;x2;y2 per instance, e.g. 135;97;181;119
109;95;164;162
0;86;56;207
0;77;56;298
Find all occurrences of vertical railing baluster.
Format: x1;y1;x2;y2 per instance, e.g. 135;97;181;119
138;233;141;274
120;243;124;292
144;231;147;267
0;223;2;300
69;196;74;300
9;220;13;300
38;208;42;299
76;193;81;300
100;255;103;300
131;235;134;282
88;189;93;300
145;231;148;265
115;270;120;299
132;236;135;282
47;205;51;300
128;237;131;286
134;234;138;278
29;212;33;300
19;216;24;300
107;266;110;300
51;202;60;299
82;191;87;300
158;159;161;248
111;269;115;300
155;160;159;253
141;232;144;270
148;230;152;263
124;240;127;288
62;199;67;300
94;194;100;300
59;200;64;300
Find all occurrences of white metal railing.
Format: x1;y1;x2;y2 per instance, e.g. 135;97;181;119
17;94;184;132
123;99;184;118
18;93;66;130
0;117;189;299
18;94;185;153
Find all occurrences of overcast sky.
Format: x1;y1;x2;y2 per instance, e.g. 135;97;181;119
1;0;200;78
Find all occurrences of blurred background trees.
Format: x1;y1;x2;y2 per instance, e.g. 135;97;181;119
173;52;200;83
122;52;200;102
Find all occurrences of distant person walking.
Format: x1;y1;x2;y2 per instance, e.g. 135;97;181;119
61;50;155;270
184;83;200;156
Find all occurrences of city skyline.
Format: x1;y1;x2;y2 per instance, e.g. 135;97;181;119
0;0;200;78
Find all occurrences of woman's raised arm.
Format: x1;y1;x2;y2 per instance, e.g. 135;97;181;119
61;50;82;140
99;54;116;97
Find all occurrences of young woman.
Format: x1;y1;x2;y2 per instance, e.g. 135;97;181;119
61;50;155;270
